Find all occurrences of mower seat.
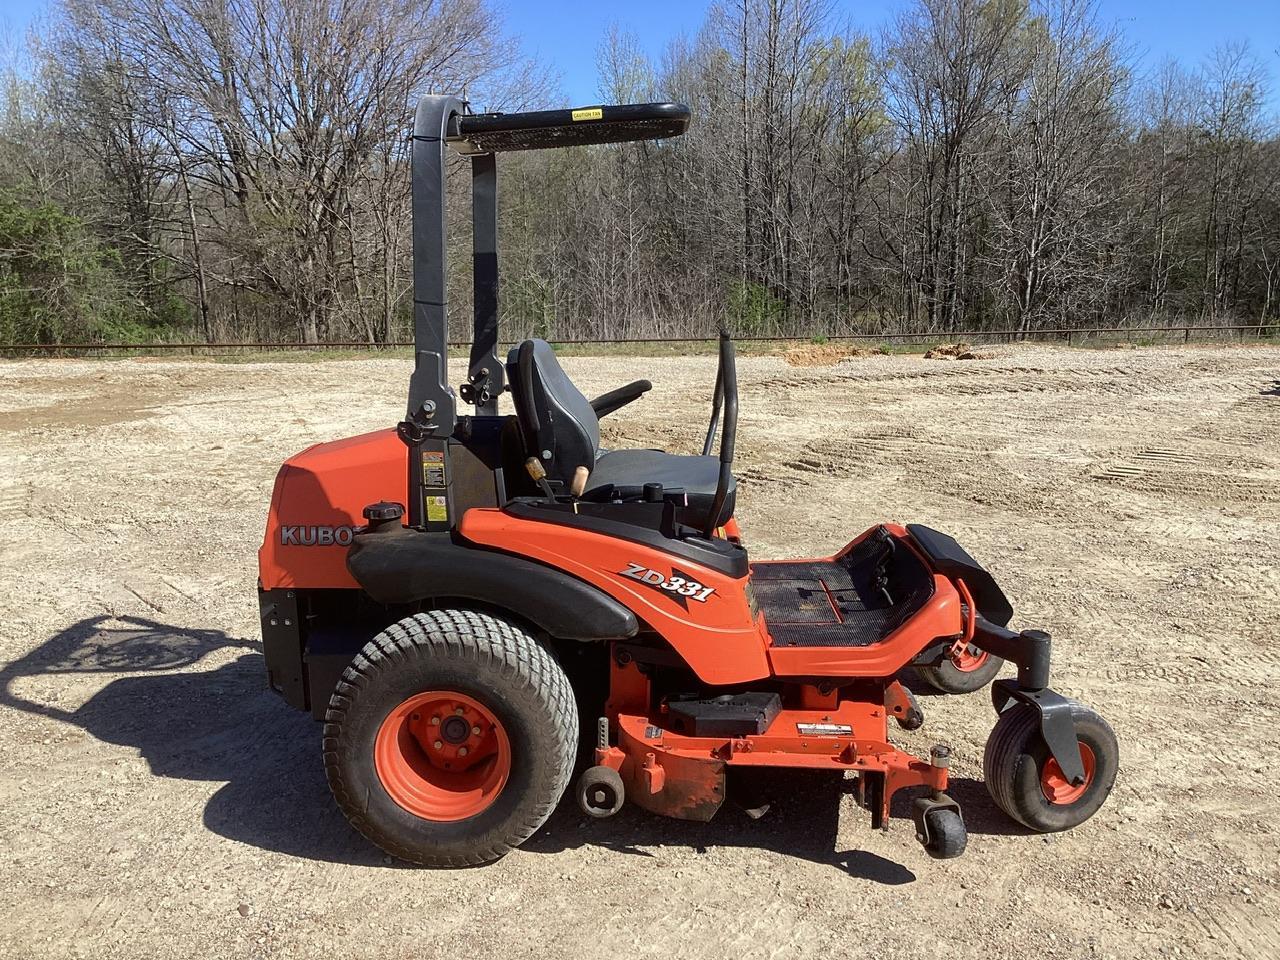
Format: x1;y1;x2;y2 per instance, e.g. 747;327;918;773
506;339;735;527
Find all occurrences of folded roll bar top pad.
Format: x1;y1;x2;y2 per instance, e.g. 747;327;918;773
450;103;691;154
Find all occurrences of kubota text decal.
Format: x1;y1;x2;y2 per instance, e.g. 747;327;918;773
280;525;359;546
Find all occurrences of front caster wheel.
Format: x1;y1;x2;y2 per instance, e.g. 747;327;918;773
576;765;625;818
324;610;578;866
983;702;1118;832
919;808;967;859
916;646;1004;694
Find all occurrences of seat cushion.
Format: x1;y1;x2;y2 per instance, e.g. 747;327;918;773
588;449;736;528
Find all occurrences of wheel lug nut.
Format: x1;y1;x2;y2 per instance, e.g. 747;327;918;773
471;725;481;736
454;707;465;716
430;716;440;726
458;747;469;757
433;740;443;750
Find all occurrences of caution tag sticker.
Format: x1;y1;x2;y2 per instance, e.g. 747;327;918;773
425;496;448;522
571;108;603;122
422;451;446;486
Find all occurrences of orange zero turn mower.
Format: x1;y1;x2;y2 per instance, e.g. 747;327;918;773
257;97;1118;865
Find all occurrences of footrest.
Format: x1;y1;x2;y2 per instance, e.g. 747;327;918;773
752;528;934;647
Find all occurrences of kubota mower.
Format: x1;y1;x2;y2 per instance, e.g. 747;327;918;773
258;97;1118;865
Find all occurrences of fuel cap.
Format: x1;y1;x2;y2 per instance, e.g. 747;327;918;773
362;501;405;522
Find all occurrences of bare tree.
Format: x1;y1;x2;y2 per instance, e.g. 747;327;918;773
983;0;1130;330
48;0;532;341
1193;43;1272;321
4;0;1278;346
879;0;1027;329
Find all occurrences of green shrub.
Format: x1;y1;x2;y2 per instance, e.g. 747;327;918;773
0;191;163;344
725;280;786;336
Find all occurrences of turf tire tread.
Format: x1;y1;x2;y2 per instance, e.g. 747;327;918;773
322;609;577;867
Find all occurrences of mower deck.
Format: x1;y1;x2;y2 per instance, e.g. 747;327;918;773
605;691;945;826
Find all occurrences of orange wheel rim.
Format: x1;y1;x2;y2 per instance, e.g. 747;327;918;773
951;644;990;672
374;691;511;821
1040;743;1096;805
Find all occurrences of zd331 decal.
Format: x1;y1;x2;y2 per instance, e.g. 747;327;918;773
618;562;715;607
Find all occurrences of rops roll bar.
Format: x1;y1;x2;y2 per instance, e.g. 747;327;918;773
702;332;737;538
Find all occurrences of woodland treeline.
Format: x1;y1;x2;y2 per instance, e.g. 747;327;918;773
1;0;1277;344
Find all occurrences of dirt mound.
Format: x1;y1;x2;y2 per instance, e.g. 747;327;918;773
784;343;876;366
924;341;994;360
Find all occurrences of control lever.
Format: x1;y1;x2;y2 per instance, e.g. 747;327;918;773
524;457;557;500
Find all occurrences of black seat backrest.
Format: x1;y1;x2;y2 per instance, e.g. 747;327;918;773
506;339;600;482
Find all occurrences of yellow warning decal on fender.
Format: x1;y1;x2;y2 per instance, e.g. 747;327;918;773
571;108;603;121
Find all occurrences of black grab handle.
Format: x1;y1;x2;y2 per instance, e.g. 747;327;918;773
702;332;738;537
701;364;723;456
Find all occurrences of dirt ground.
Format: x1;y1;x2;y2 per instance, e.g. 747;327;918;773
1;343;1278;960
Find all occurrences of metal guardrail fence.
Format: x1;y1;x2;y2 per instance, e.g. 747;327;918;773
0;323;1276;355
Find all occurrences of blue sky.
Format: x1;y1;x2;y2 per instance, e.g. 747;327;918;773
505;0;1277;105
4;0;1278;107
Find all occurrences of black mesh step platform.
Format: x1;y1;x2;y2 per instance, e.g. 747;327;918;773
752;527;934;647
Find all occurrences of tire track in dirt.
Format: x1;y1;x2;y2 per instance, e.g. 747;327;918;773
771;361;1171;394
1092;377;1280;505
1194;902;1280;960
0;485;27;520
786;431;988;477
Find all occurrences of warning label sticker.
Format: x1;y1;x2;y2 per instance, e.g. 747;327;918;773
422;451;446;487
425;496;448;522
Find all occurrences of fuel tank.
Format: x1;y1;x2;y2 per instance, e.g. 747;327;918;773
258;428;406;589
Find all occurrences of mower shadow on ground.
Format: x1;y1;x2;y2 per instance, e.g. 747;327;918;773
5;616;1029;872
889;777;1031;838
897;665;972;698
525;768;923;884
1;615;388;867
527;762;1031;882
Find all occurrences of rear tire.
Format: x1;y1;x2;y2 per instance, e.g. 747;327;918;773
916;649;1004;694
982;702;1118;833
324;610;578;866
